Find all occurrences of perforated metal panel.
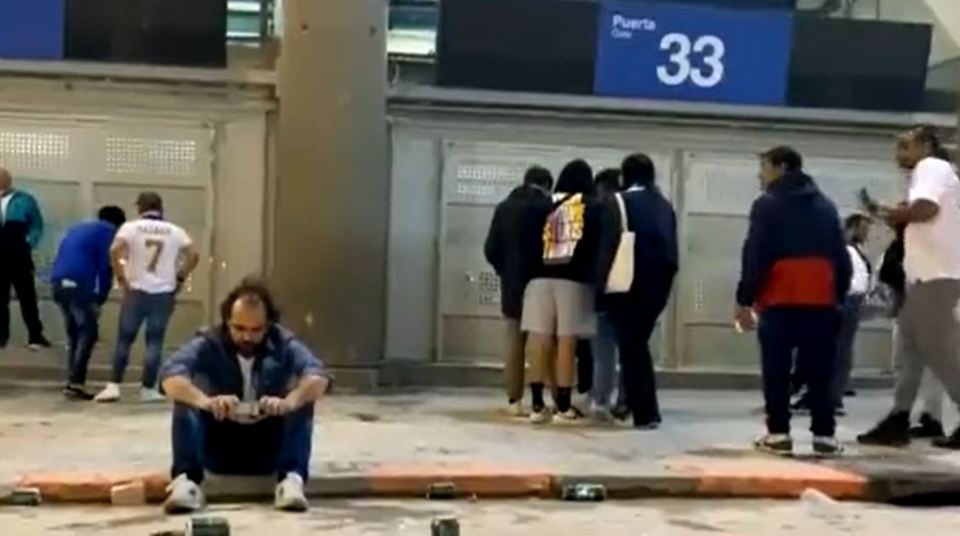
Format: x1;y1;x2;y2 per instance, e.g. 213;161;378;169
0;117;214;352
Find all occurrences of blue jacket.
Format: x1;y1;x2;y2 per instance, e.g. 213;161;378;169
0;189;44;249
160;325;329;399
50;220;119;302
736;172;851;309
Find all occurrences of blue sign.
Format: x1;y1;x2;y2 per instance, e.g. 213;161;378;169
595;1;794;106
0;0;65;61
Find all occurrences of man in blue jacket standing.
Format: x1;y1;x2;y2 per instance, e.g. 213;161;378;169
50;205;127;400
735;147;851;457
0;167;49;350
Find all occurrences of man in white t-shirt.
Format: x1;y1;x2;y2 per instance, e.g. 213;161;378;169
858;125;960;450
95;192;199;403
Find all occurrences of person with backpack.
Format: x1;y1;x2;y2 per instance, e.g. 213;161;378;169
596;154;678;429
484;166;554;416
522;160;600;424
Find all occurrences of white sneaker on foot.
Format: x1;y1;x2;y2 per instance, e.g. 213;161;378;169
506;401;526;418
555;409;581;425
275;472;309;512
140;387;167;403
529;408;552;425
163;474;205;514
94;383;121;403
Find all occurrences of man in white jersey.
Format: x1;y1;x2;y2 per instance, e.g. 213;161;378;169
858;125;960;449
95;192;199;403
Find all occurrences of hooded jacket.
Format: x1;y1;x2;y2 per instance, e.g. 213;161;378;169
484;185;553;318
736;171;851;310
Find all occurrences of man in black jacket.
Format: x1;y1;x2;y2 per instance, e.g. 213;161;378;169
596;154;678;429
735;146;851;457
484;166;553;416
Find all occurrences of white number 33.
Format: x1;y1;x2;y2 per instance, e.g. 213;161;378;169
657;33;726;88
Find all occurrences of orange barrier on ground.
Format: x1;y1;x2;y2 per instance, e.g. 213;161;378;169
665;455;869;500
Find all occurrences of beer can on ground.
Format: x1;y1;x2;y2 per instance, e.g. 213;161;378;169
431;517;460;536
185;517;230;536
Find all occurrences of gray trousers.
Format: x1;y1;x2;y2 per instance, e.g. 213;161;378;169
892;321;945;419
892;280;960;415
833;294;865;403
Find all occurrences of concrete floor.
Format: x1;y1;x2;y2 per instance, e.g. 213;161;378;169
3;499;960;535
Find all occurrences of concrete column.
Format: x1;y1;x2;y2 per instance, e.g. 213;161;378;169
272;0;388;366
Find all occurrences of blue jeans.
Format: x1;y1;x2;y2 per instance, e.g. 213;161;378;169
111;290;176;387
591;313;619;407
171;404;314;484
53;283;100;385
759;307;840;437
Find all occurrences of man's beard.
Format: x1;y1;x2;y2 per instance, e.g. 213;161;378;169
237;343;259;357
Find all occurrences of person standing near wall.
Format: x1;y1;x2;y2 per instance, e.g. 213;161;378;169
858;125;960;449
95;192;200;404
484;166;554;416
51;206;127;400
590;168;623;420
832;213;873;415
522;160;599;424
735;146;851;457
596;154;678;430
0;167;51;351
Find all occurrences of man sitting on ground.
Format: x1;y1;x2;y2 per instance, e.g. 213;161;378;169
160;278;330;514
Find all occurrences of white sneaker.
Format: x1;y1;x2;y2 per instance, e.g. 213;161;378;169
590;402;615;423
163;474;205;514
555;409;581;425
275;472;309;512
506;401;526;418
140;387;167;404
529;408;552;425
94;383;121;403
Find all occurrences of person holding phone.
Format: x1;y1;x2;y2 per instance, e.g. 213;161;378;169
160;278;330;514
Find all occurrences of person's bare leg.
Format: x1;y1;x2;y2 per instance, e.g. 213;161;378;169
526;333;552;419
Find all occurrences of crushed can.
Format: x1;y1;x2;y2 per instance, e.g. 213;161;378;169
431;517;460;536
185;517;231;536
562;483;607;502
426;482;458;500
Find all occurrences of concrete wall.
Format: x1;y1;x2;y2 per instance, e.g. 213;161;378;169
273;0;389;366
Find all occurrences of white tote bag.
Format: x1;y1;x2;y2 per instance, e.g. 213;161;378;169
606;193;635;294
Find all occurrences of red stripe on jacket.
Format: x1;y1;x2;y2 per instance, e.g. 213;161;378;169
756;257;837;310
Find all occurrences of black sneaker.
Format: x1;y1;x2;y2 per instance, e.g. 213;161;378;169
755;434;794;456
610;404;631;422
28;336;52;351
633;418;661;431
62;385;95;401
857;412;911;447
813;436;844;458
932;426;960;450
844;389;857;398
911;413;946;439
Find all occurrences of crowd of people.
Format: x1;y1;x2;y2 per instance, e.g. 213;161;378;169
485;153;678;429
485;125;960;456
0;172;330;513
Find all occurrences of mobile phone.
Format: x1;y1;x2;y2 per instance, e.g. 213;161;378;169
858;188;879;215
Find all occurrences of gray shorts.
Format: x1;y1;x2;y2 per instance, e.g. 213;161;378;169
521;279;597;337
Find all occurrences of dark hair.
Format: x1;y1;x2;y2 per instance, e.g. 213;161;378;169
523;166;554;191
844;213;870;230
621;154;655;188
595;168;622;193
909;124;953;163
555;159;594;196
761;146;804;172
97;205;126;228
220;276;281;325
136;191;164;214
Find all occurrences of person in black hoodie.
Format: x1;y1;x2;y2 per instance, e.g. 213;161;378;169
521;160;600;424
596;154;678;429
735;146;851;457
484;166;554;416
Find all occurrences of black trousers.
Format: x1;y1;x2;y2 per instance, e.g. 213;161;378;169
758;307;841;438
607;289;670;426
0;260;44;345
